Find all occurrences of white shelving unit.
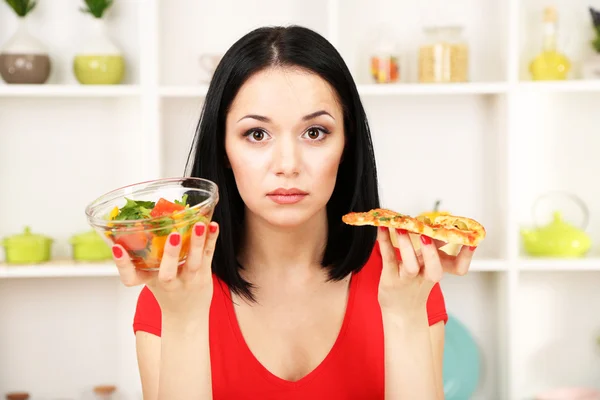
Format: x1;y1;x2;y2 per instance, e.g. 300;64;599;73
1;0;600;399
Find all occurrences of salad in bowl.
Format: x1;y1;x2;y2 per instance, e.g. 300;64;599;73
85;177;219;270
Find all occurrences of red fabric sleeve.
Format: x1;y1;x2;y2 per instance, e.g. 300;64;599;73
133;286;162;337
426;282;448;326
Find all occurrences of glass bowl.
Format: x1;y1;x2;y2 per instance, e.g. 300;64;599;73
85;177;219;271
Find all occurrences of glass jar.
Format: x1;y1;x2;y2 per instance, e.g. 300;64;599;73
369;30;401;84
418;26;469;83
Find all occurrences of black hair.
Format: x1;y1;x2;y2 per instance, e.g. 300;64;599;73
185;25;380;301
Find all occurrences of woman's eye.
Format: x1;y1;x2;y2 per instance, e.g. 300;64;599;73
303;127;329;141
245;129;271;142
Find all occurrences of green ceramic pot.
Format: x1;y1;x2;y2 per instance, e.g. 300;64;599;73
70;230;112;261
2;226;53;264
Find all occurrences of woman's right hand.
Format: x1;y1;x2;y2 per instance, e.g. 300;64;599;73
111;221;220;321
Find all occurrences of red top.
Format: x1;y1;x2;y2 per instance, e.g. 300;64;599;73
133;242;448;399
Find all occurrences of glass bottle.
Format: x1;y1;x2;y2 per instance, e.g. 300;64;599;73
529;6;571;81
418;26;469;83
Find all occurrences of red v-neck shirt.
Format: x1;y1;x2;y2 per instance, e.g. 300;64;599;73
133;242;448;399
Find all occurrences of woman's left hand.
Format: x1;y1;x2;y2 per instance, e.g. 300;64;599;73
376;226;476;318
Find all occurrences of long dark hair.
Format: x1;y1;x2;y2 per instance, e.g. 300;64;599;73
185;25;380;301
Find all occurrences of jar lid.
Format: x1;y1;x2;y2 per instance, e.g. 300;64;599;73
93;385;117;395
6;393;30;400
2;226;53;246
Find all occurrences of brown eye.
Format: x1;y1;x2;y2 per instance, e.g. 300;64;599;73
303;127;328;141
252;130;265;141
244;129;270;142
307;128;320;140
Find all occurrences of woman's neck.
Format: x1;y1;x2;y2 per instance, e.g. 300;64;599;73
238;208;329;283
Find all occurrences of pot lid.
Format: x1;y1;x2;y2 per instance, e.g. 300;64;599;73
3;226;53;245
70;229;106;245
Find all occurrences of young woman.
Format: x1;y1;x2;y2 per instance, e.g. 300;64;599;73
112;25;476;399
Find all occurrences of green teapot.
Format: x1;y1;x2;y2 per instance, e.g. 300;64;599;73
520;193;592;258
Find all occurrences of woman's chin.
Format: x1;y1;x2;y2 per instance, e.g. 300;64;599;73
258;208;320;230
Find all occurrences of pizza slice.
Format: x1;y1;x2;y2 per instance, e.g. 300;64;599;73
342;208;486;248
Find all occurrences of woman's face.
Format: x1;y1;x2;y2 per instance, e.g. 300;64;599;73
224;66;345;229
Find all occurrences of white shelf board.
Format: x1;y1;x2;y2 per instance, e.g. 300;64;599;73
0;84;141;97
517;257;600;271
160;84;210;97
159;82;509;98
470;259;507;271
0;260;118;278
0;258;505;278
515;80;600;93
159;81;600;98
357;82;509;95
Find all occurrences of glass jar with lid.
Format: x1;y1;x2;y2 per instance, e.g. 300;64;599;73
418;26;469;83
369;28;402;84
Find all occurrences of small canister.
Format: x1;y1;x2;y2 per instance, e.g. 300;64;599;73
418;25;469;83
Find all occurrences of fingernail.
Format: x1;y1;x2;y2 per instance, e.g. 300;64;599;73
469;246;477;251
170;233;181;246
112;246;123;259
379;226;388;232
420;235;432;245
396;229;407;235
195;224;205;236
209;223;218;233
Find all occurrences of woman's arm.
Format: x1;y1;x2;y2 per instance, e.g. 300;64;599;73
382;310;442;400
136;310;213;400
157;308;213;399
135;308;213;400
136;332;161;400
430;321;446;399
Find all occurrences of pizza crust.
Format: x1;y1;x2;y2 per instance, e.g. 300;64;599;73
342;208;486;247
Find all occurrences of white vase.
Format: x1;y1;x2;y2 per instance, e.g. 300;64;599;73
0;17;51;84
582;53;600;80
73;17;126;85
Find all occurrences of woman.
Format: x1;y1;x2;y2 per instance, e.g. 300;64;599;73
112;25;476;399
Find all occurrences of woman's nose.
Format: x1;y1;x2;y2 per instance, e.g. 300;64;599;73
273;136;300;177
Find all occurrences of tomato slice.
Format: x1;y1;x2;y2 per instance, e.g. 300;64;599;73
115;231;149;252
150;198;186;218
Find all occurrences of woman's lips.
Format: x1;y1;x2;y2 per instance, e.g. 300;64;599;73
266;188;308;204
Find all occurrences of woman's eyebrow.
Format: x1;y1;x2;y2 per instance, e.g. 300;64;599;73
236;110;334;123
237;114;270;123
302;110;334;121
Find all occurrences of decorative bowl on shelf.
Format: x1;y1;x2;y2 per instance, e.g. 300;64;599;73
85;177;219;271
1;226;53;264
70;230;113;262
520;192;592;258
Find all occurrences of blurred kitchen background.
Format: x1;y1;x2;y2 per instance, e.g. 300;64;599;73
1;0;600;399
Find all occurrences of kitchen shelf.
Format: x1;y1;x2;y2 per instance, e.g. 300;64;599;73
0;84;141;98
160;82;509;98
2;0;600;398
0;261;118;278
0;259;506;279
517;257;600;271
514;80;600;93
